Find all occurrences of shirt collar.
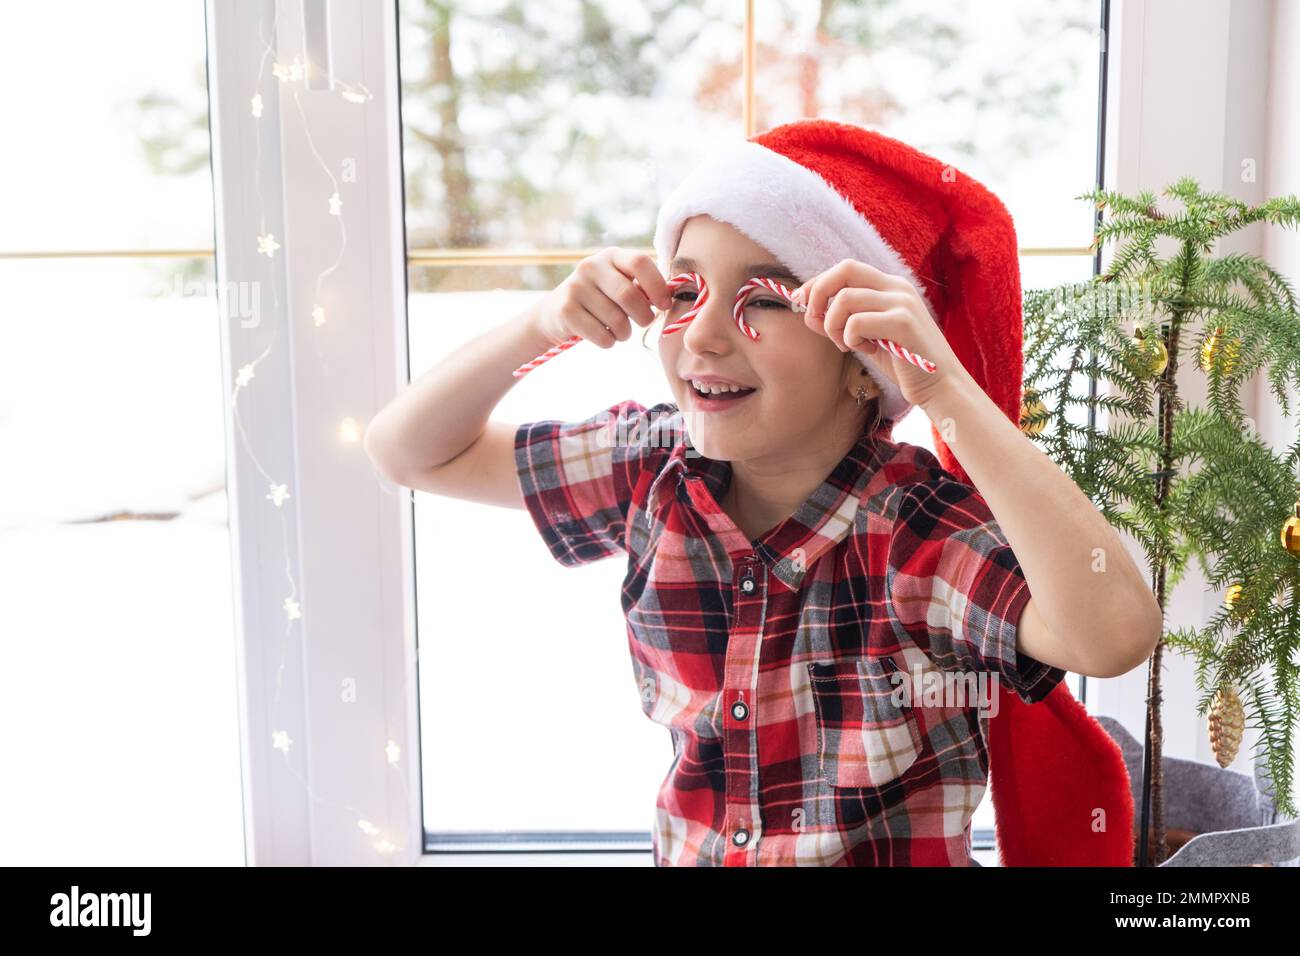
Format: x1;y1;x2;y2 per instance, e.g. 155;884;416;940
645;407;893;591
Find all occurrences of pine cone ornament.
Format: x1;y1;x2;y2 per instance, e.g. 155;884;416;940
1209;685;1245;768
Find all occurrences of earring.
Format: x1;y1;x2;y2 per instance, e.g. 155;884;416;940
855;385;868;409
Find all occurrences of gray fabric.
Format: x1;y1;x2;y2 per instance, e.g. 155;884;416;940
1096;716;1300;866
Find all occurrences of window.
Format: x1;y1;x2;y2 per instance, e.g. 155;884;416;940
399;0;1106;859
0;0;241;864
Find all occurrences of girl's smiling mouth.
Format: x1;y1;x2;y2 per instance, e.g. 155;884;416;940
683;375;758;411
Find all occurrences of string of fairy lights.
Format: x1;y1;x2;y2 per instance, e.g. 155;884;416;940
226;2;412;857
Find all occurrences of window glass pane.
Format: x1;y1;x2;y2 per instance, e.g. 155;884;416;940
399;0;741;282
757;0;1106;853
410;276;674;834
0;2;214;250
754;0;1102;249
401;0;750;838
403;0;1101;847
0;2;240;864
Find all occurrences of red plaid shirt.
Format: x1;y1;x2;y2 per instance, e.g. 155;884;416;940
514;399;1065;866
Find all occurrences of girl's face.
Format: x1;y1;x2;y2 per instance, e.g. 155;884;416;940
657;214;874;463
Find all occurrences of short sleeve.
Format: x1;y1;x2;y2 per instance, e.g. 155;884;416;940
884;478;1066;704
514;399;669;568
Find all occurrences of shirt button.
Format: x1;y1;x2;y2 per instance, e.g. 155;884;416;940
731;700;748;721
732;828;750;847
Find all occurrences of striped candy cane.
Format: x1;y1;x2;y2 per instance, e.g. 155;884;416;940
659;272;709;334
662;272;761;339
731;276;784;341
511;334;583;378
687;276;936;374
513;271;708;378
512;271;936;377
781;282;937;374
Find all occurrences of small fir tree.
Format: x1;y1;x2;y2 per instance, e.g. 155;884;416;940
1019;177;1300;865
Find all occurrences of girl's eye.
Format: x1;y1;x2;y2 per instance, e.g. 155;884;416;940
670;292;787;310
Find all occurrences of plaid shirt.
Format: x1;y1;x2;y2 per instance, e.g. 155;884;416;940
514;399;1065;866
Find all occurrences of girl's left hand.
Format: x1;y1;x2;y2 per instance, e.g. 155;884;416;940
789;258;969;411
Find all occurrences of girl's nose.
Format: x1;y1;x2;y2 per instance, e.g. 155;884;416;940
680;288;740;354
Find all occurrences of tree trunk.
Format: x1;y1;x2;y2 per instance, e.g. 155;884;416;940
1142;254;1192;865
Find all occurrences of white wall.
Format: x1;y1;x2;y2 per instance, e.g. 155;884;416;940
1259;0;1300;814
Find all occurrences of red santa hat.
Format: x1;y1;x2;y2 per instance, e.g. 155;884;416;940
652;118;1135;866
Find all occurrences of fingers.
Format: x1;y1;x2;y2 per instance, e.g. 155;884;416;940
573;284;633;347
791;260;849;327
815;287;896;352
843;309;906;360
609;247;672;324
792;259;900;325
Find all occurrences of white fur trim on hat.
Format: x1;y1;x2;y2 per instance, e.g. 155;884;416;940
652;139;936;424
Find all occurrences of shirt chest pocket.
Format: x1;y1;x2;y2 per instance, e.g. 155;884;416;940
807;657;922;789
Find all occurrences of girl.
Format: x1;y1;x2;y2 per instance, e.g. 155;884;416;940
365;119;1160;866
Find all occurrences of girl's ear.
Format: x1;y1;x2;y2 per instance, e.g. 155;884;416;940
842;355;879;395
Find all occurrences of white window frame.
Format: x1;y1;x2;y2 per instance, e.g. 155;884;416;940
208;0;419;865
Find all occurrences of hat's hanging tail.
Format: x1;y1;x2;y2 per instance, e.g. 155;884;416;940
988;687;1136;866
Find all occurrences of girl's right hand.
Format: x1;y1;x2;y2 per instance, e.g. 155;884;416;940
526;247;674;350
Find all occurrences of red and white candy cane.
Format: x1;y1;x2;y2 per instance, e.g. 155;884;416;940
663;273;766;339
512;270;936;377
659;271;709;334
731;276;784;341
783;283;937;374
512;334;582;378
663;274;780;340
690;276;937;374
513;271;708;378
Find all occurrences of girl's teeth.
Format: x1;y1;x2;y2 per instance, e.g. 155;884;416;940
692;381;752;395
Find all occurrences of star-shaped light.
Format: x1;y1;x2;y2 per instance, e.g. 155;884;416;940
250;93;264;118
272;730;293;753
357;819;380;836
311;304;326;326
328;192;342;216
385;740;401;764
257;233;280;257
338;417;362;443
272;56;305;82
283;597;302;620
235;363;255;388
340;85;372;104
267;483;290;507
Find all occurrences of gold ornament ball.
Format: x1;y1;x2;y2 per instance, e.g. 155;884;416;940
1020;388;1048;437
1282;503;1300;557
1128;326;1168;379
